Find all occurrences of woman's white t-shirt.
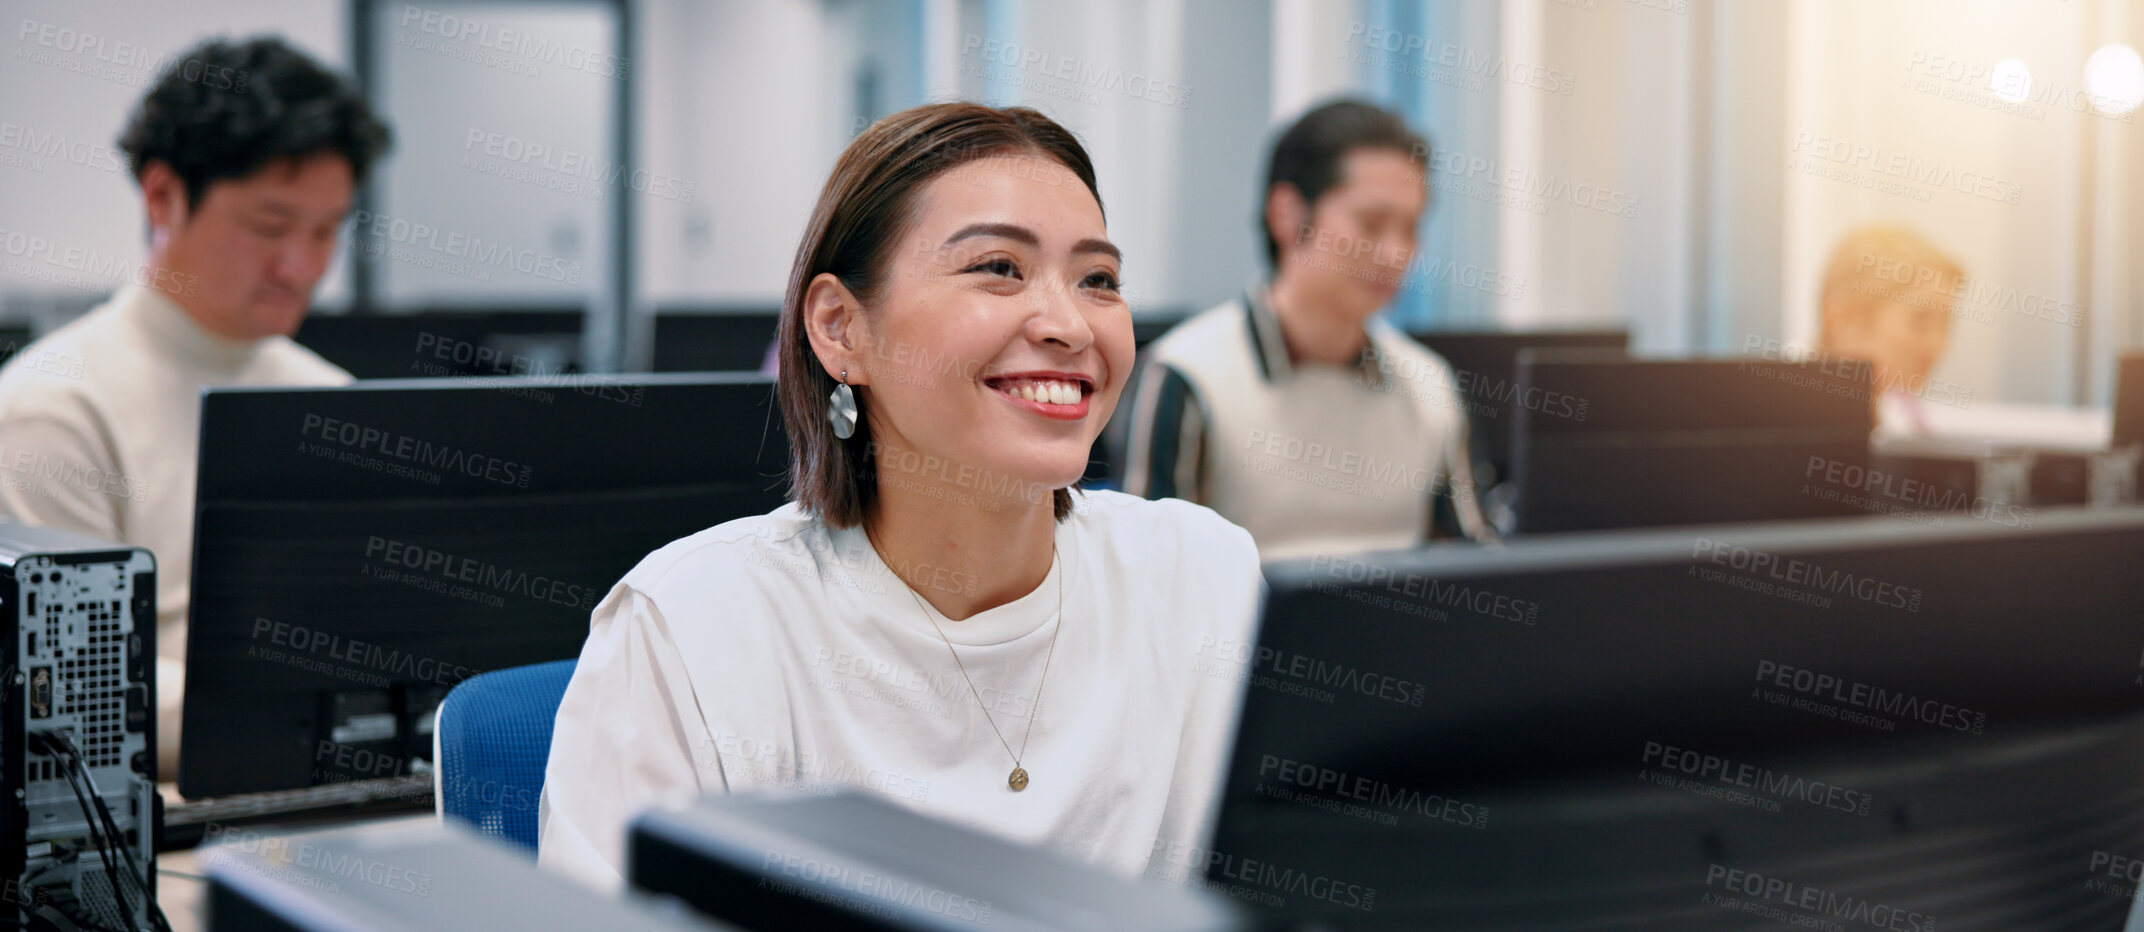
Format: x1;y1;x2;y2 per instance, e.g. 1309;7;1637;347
535;489;1265;891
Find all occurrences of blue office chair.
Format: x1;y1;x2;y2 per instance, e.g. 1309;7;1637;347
435;658;577;855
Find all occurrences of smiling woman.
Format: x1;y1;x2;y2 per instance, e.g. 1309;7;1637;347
536;102;1266;893
779;105;1124;532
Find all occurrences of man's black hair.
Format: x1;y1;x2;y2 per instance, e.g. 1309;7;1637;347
117;35;392;209
1259;99;1428;269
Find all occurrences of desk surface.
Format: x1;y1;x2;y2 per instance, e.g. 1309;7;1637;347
1898;398;2113;451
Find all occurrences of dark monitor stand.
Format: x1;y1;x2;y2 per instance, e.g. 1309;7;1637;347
1508;350;1872;534
1211;506;2144;930
179;374;788;800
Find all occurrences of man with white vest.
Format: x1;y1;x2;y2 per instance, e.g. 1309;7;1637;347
1122;100;1488;559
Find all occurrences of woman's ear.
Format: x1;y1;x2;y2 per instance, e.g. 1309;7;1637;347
802;272;870;386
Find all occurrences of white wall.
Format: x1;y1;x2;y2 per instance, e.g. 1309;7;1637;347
634;0;836;309
2;0;2134;402
1782;0;2110;405
628;0;1262;318
367;1;617;310
0;0;348;320
1489;0;2134;406
1506;0;1699;348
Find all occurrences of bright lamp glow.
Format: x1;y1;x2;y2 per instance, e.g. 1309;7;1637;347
2084;44;2144;115
1989;58;2032;103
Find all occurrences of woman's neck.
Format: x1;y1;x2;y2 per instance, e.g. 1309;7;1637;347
864;475;1057;621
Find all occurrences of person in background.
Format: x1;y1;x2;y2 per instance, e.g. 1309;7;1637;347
1120;99;1488;559
0;36;391;779
1815;225;1966;435
538;103;1262;892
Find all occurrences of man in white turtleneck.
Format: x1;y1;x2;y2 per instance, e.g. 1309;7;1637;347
0;36;391;779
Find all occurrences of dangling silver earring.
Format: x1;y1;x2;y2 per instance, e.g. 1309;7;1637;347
828;369;858;440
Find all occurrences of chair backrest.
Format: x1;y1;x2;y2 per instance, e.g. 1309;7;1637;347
435;659;578;854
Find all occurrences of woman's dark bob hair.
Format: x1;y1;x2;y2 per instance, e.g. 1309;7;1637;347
776;102;1104;529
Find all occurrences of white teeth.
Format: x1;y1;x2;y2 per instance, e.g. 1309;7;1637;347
998;379;1082;405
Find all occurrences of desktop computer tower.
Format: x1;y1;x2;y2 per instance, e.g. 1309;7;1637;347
0;524;157;931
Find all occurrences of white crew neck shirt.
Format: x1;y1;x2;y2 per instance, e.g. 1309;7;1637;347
537;489;1265;892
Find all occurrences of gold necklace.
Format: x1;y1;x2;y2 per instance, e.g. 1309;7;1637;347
870;528;1063;792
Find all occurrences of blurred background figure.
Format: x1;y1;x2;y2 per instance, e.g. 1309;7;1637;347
0;36;389;778
1816;224;1965;435
1122;99;1488;558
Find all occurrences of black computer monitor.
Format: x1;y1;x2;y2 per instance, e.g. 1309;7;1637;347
1507;351;1872;534
293;308;586;379
1202;506;2144;930
650;308;782;372
1407;328;1629;487
179;374;789;798
629;790;1250;932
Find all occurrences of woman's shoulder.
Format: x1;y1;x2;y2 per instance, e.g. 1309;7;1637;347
613;501;827;600
1072;488;1258;576
1074;490;1263;650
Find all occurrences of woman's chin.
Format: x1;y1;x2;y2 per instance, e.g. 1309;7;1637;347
890;445;1088;509
1007;460;1089;500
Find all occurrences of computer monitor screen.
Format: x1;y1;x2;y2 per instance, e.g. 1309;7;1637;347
1407;329;1629;487
293;308;586;380
1508;352;1872;534
179;374;788;798
650;309;781;372
1205;507;2144;930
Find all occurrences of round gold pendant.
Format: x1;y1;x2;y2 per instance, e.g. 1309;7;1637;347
1008;767;1029;792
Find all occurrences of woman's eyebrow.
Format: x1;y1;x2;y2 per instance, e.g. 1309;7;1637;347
941;223;1121;263
943;222;1038;249
1072;238;1121;262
